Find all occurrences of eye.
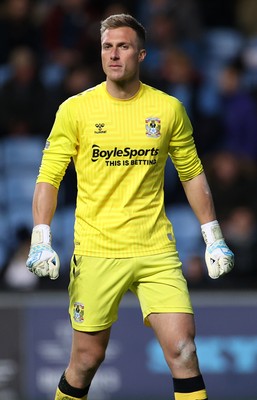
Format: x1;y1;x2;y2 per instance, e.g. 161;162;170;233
102;44;111;50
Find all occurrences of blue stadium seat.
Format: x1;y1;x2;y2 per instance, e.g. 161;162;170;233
2;137;44;236
242;36;257;89
0;176;5;210
202;28;245;83
2;136;44;172
0;144;4;209
204;28;244;62
7;204;33;236
0;64;12;87
166;204;204;270
5;173;36;206
0;210;10;270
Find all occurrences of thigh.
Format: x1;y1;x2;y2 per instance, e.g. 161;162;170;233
68;255;133;332
70;328;111;358
148;312;196;348
131;252;193;326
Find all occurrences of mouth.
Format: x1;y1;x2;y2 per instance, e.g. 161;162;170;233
109;64;122;68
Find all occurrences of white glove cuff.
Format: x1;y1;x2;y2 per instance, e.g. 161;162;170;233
201;220;223;245
31;224;51;246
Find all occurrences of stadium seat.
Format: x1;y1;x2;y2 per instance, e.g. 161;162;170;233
5;173;36;206
2;136;44;172
0;64;12;87
0;210;10;270
166;204;204;270
2;137;44;231
202;28;245;83
242;36;257;89
0;176;5;210
204;28;244;63
7;204;33;235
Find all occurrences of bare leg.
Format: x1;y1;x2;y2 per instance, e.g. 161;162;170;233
65;327;111;388
148;313;201;378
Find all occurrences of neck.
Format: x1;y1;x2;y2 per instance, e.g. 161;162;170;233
106;79;141;99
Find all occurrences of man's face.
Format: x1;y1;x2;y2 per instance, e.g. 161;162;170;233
101;27;146;84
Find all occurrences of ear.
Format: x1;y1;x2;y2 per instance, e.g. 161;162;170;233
138;49;146;63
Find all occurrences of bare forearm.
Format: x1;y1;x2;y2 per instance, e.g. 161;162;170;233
181;172;216;224
32;182;58;226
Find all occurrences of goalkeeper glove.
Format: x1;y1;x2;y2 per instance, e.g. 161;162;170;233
26;224;60;280
201;220;234;279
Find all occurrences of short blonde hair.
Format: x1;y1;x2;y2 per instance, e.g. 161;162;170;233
100;14;146;49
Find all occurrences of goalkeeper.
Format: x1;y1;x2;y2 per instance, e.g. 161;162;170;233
26;13;234;400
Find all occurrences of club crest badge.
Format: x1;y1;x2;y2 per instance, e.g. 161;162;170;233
145;117;161;138
73;302;84;323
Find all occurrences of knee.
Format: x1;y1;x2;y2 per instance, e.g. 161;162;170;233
73;343;106;375
168;337;198;367
81;346;105;371
177;338;197;360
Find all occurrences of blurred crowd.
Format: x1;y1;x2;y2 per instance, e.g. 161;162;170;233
0;0;257;291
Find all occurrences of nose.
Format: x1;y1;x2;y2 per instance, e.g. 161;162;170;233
110;48;119;60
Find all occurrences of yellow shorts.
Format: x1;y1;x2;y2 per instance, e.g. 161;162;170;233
68;251;193;332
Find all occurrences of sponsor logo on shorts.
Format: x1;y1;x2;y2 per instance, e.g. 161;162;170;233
73;302;84;323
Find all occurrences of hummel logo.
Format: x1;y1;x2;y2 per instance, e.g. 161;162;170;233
94;123;107;134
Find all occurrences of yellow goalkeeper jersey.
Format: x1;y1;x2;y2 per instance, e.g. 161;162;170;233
37;82;203;257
